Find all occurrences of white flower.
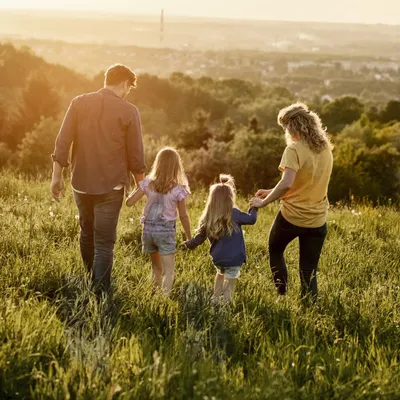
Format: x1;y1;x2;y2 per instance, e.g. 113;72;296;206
75;215;79;220
49;211;54;217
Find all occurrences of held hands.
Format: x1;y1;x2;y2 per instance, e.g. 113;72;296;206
250;188;272;208
50;178;65;202
180;241;189;251
250;197;265;209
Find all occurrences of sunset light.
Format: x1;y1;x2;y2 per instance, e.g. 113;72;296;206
1;0;400;24
1;0;400;398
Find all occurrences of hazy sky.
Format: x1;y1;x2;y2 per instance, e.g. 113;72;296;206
1;0;400;24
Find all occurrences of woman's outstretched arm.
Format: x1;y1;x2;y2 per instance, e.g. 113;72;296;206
250;168;296;208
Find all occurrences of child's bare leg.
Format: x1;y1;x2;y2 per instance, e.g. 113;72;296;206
213;272;224;298
150;252;163;287
161;254;175;294
223;278;236;302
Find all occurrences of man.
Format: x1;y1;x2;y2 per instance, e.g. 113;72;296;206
51;64;145;292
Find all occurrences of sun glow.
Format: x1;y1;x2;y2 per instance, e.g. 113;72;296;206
1;0;400;24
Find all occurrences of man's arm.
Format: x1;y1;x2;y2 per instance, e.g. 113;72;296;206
250;168;297;208
127;107;146;184
50;99;77;200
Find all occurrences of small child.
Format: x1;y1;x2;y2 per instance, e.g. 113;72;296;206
126;147;191;294
185;174;257;302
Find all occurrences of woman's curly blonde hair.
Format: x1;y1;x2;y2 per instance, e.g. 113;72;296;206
277;103;333;153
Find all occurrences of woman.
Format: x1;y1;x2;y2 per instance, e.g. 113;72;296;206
250;103;333;300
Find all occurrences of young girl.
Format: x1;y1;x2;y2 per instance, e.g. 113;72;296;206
126;147;191;294
185;174;257;302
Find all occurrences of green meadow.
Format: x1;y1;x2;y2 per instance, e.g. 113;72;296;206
1;173;399;399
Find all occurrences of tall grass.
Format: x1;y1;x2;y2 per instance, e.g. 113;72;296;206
0;172;399;399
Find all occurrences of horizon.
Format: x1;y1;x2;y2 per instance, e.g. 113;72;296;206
1;0;400;25
1;7;400;27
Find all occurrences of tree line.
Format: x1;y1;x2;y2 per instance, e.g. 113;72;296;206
0;43;399;203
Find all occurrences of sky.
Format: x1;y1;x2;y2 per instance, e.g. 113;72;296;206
1;0;400;25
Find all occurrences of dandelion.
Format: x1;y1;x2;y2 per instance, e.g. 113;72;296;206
49;211;54;217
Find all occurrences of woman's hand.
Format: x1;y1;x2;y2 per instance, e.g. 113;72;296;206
250;197;266;208
255;189;272;199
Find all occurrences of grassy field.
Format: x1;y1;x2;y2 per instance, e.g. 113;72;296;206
1;173;400;399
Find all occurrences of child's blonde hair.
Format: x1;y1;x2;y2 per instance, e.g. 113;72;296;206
148;147;188;194
198;174;237;240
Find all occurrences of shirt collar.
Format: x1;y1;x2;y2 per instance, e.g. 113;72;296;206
98;87;121;98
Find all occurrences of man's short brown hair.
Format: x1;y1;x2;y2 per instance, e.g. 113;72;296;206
104;64;137;87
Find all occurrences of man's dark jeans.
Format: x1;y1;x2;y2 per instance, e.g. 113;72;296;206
268;211;327;299
73;189;124;292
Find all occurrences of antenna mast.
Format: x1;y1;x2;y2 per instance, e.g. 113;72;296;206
160;9;164;45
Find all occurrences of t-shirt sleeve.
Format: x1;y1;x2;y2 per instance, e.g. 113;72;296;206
174;184;191;202
139;177;151;194
279;146;300;172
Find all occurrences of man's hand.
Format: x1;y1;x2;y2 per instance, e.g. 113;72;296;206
51;178;65;201
255;189;272;199
250;197;266;209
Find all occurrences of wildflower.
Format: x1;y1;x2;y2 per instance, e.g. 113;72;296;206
49;211;54;217
129;218;134;223
75;215;79;220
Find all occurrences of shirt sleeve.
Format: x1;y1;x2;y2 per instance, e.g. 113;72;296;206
185;226;207;249
127;106;146;175
174;185;191;202
279;146;300;172
52;98;78;167
233;208;258;225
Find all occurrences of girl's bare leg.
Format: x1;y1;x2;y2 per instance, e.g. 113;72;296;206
161;254;175;295
213;273;224;299
150;252;163;287
223;278;236;302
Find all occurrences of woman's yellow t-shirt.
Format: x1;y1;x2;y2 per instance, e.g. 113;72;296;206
279;140;333;228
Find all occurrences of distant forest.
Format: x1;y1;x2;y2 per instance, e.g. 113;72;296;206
0;42;399;203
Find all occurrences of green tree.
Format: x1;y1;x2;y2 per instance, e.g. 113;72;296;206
379;100;400;124
177;109;212;150
321;96;364;133
214;117;235;143
248;115;262;134
17;116;60;175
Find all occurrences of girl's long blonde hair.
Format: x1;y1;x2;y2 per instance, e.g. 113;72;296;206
198;174;237;240
148;147;188;194
278;103;333;153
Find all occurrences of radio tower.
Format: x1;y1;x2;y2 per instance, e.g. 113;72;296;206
160;9;164;46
